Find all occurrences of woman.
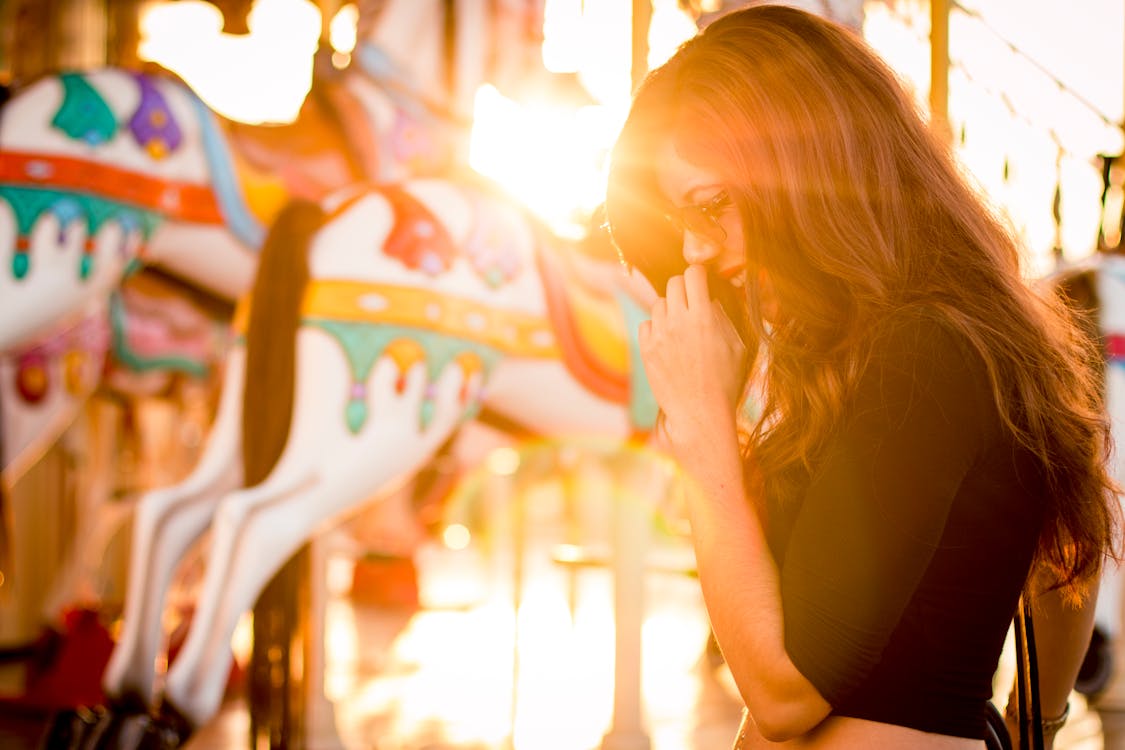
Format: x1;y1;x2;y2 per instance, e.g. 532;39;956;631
605;5;1120;748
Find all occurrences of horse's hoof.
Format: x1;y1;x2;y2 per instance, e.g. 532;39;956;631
71;715;156;750
76;696;149;750
36;704;103;750
138;700;194;750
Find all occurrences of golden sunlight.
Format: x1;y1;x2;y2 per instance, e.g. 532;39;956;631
138;0;320;124
864;0;1124;276
328;2;359;69
442;523;472;550
470;0;698;237
469;85;626;238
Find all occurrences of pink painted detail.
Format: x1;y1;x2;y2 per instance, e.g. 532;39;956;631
1107;333;1125;363
115;283;224;363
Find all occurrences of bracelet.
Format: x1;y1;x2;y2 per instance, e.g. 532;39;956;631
1004;701;1070;733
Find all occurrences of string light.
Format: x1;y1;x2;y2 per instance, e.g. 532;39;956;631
949;0;1123;134
872;0;1121;165
868;0;1122;271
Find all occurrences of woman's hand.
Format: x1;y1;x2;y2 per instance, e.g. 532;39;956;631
638;264;748;460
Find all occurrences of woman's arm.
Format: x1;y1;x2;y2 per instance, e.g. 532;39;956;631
640;265;831;740
1005;567;1099;749
674;419;834;740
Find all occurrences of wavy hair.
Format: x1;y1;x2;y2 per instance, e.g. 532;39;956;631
606;4;1119;598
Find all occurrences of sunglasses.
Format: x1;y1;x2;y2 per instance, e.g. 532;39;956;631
664;190;732;246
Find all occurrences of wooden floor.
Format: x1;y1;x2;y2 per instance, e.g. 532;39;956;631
184;524;1111;750
185;496;1112;750
0;457;1119;750
189;471;748;750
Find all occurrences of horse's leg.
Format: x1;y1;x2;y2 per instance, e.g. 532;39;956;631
101;345;246;706
160;333;480;731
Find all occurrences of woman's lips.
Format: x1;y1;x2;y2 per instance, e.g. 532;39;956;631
720;266;746;287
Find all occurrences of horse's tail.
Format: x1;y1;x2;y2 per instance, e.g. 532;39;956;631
241;198;324;485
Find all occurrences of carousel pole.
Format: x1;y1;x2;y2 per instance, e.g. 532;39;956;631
238;0;312;743
929;0;952;147
600;452;654;750
601;5;654;749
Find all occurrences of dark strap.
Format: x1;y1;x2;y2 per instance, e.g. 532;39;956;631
1014;596;1044;750
983;702;1013;750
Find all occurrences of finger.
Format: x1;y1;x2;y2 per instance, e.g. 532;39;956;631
684;264;711;310
638;318;652;345
665;274;687;311
649;296;667;325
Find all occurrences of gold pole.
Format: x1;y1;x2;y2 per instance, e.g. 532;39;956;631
631;0;651;93
929;0;952;146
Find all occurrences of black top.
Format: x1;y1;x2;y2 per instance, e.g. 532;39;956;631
762;312;1047;740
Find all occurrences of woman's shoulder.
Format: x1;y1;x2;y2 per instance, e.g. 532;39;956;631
865;304;978;366
855;304;996;419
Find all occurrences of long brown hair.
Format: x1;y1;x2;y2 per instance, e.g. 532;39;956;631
606;4;1119;598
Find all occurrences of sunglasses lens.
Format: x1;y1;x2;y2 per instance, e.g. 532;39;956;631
682;208;727;244
664;192;729;245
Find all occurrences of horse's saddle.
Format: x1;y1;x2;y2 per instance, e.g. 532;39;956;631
222;79;378;222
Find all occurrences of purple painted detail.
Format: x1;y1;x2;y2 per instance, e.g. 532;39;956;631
128;74;183;158
350;382;367;399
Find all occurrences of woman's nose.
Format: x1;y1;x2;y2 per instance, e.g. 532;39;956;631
681;230;720;266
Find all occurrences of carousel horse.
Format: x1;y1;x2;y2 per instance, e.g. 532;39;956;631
0;0;550;479
22;2;841;745
0;0;560;732
0;0;531;328
52;170;659;749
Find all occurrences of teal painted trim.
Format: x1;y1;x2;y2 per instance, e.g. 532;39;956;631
0;185;161;238
1;186;160;281
304;318;501;385
615;290;658;432
53;73;117;146
188;92;264;249
108;290;210;378
304;318;500;434
12;253;29;279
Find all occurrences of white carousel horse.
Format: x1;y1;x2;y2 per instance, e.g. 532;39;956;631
0;1;558;735
0;0;554;653
76;173;656;747
0;0;528;342
0;0;552;488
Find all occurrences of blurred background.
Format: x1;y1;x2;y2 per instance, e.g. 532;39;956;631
0;1;1121;749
